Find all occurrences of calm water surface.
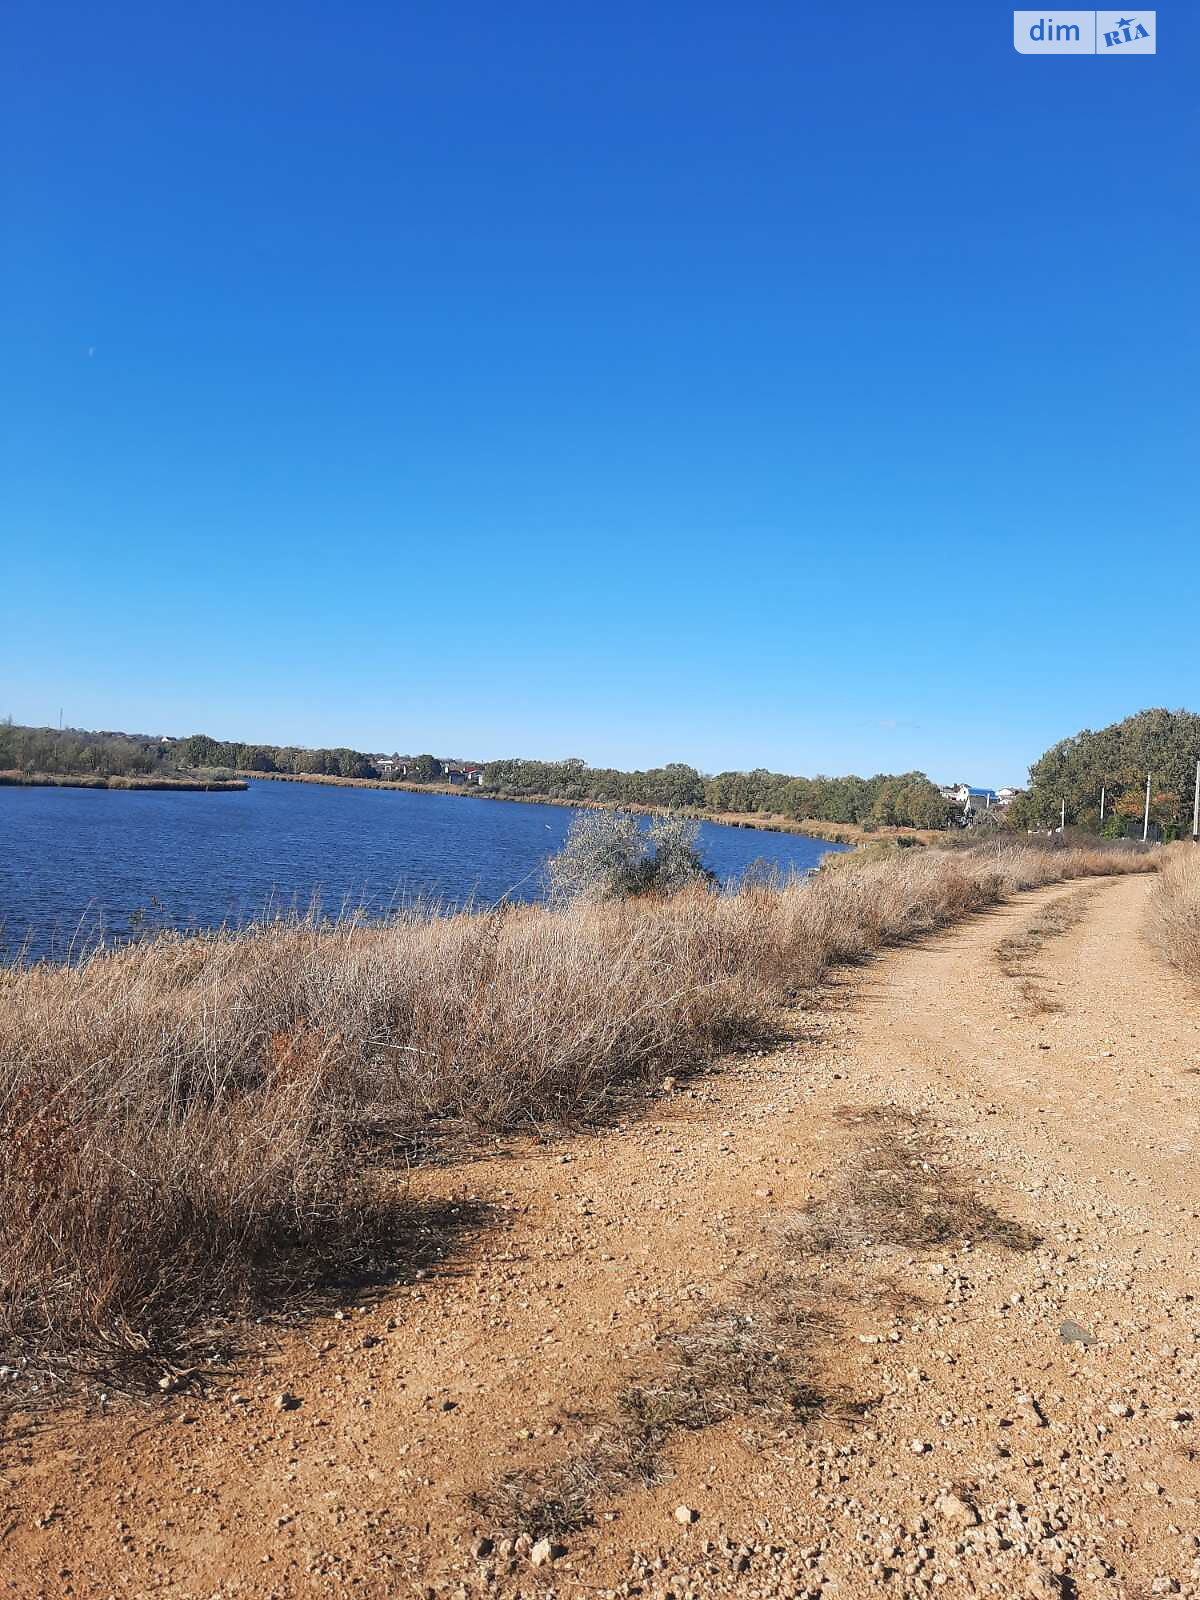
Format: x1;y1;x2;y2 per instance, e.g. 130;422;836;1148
0;781;847;960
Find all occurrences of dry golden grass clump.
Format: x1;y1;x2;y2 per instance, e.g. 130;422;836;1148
1146;844;1200;980
0;838;1155;1382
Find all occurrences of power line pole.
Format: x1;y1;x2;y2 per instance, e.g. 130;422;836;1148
1143;771;1151;842
1192;759;1199;842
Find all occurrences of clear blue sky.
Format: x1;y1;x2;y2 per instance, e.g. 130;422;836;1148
3;3;1195;786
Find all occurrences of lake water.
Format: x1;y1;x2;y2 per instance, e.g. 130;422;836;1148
0;780;847;961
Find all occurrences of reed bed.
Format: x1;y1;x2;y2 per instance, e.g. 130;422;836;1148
0;839;1154;1382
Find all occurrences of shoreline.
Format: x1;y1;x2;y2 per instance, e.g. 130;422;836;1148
0;770;248;793
234;771;941;846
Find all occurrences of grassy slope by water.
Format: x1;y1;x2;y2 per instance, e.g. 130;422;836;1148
0;839;1155;1388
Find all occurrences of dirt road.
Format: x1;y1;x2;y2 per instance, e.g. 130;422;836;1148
3;873;1198;1599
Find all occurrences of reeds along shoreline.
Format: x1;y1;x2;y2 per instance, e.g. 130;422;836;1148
0;839;1156;1383
0;770;247;791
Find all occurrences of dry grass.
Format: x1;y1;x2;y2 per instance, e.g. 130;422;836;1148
472;1271;836;1539
791;1106;1040;1256
1146;844;1200;980
0;839;1154;1385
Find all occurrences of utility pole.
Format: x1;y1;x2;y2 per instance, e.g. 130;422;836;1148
1099;784;1105;824
1143;772;1152;842
1192;759;1199;842
1060;798;1066;832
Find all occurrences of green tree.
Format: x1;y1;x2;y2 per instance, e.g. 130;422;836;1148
1023;708;1200;833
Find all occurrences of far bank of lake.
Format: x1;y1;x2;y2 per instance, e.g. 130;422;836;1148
235;769;932;846
0;770;246;792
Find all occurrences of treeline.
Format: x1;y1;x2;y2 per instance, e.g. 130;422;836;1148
175;734;381;779
478;758;952;829
2;723;957;829
0;723;163;778
0;724;380;784
15;710;1195;838
1009;708;1200;837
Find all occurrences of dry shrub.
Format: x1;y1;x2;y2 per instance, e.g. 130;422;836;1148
546;810;713;901
1146;844;1200;979
0;839;1154;1378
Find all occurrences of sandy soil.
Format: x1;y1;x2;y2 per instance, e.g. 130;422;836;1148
3;873;1197;1600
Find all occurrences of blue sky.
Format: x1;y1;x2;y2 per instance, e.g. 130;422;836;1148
3;2;1195;786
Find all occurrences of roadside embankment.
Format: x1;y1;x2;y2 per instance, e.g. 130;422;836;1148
1145;840;1200;979
0;839;1155;1394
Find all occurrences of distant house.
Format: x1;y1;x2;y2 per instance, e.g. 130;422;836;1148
442;762;485;786
373;755;481;784
940;782;999;815
374;756;413;779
